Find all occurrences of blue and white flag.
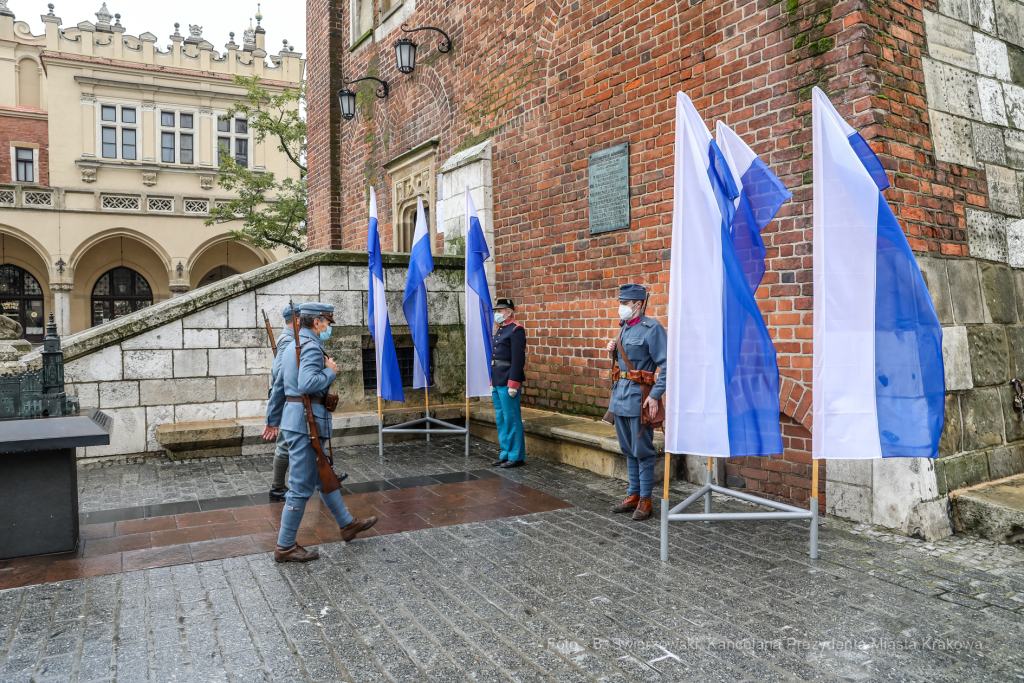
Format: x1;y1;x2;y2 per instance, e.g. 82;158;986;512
665;92;788;458
368;188;404;402
811;87;944;460
465;187;494;397
403;197;434;389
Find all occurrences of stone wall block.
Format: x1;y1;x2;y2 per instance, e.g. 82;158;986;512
172;349;208;378
383;291;408;326
183;329;218;349
961;386;1007;450
946;258;986;322
981;262;1018;322
966;209;1009;263
65;345;122;383
349;266;369;291
183;302;227;329
988;445;1024;478
825;481;871;521
925;59;985;120
979;78;1009;126
84;407;146;458
122;320;184;351
426;269;465;293
228;292;256;329
1008;219;1024;268
941;393;964;457
245;348;272;375
1005;129;1024;168
174;402;237;423
939;0;972;24
999;382;1024;441
386;267;409;292
319;265;350;291
973;122;1007;165
237;400;269;418
925;10;978;70
930;110;978;167
209;349;246;376
943;451;992;490
139;378;216;405
967;324;1010;385
255;295;317;327
917;256;953;323
943;325;974;390
255;268;320;295
216;375;270;401
1006;83;1024;128
220;329;269;349
973;0;997;33
319;290;364;326
427;292;461;325
976;31;1013;79
145;405;174;452
995;0;1023;46
123;350;173;380
1007;324;1024;376
99;381;140;409
825;458;872;486
985;164;1021;215
324;332;363;373
70;382;99;409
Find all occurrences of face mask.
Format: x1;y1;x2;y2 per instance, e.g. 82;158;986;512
319;325;332;342
618;304;635;320
494;312;505;324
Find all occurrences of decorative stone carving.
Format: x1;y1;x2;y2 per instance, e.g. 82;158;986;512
197;107;213;116
188;24;202;39
0;315;23;341
141;102;157;111
48;283;74;293
200;175;215;190
243;27;255;45
169;284;190;296
81;167;97;183
0;0;12;15
142;171;157;186
80;95;96;105
95;2;112;25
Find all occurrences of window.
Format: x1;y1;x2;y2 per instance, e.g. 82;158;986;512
147;197;173;212
162;132;175;163
234;139;248;167
101;105;116;122
217;117;230;133
122;129;136;160
100;195;141;211
102;128;117;158
352;0;374;42
218;137;231;165
161;111;175;127
235;118;247;134
0;265;45;342
180;134;194;164
91;267;153;327
15;148;34;182
362;344;434;390
122;108;136;123
180;114;193;129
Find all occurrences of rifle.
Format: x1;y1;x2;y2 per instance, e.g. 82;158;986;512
289;297;342;495
262;309;277;357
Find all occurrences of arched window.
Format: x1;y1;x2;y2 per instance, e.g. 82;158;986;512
0;264;45;342
17;59;40;108
91;267;153;326
398;203;429;252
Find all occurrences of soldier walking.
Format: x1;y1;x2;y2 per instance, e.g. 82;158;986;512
267;304;295;502
490;298;527;468
264;302;377;562
605;284;667;521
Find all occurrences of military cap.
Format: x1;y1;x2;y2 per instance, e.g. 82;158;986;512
617;283;648;302
299;302;335;323
495;298;515;311
282;304;296;321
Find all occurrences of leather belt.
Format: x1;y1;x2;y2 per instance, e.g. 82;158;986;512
491;359;511;367
616;371;630;381
286;395;325;405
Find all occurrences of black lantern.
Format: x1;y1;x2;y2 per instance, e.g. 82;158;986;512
337;87;357;120
393;23;452;76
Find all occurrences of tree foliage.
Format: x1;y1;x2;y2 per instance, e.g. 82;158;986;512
205;75;307;253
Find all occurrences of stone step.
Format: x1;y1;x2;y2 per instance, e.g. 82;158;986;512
951;473;1024;543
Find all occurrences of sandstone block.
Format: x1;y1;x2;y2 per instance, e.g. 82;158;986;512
984;164;1020;216
924;59;984;120
961;387;1006;450
183;329;218;349
916;256;953;323
237;400;268;418
65;345;122;382
975;31;1013;79
1000;383;1024;441
99;381;140;409
319;290;363;326
941;394;964;457
1005;129;1024;169
930;110;977;168
145;405;173;452
219;328;269;348
946;257;985;322
245;348;273;374
71;382;99;409
175;402;237;423
825;481;871;521
1007;324;1024;376
256;268;319;295
925;11;978;71
943;325;974;390
85;407;146;458
217;374;270;401
319;265;350;291
968;324;1010;385
981;262;1018;322
183;302;227;329
173;349;208;378
228;292;256;329
1007;218;1024;268
123;350;173;380
966;209;1008;263
1005;83;1024;128
139;378;216;406
943;450;992;490
979;78;1009;126
209;349;246;375
122;320;183;350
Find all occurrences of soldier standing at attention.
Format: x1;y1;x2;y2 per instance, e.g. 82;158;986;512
266;304;295;502
604;283;667;521
264;302;377;563
490;298;527;468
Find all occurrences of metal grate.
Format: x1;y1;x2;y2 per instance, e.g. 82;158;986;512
216;199;243;217
147;197;173;212
362;346;435;392
101;195;141;211
0;190;13;206
184;199;208;214
23;191;52;206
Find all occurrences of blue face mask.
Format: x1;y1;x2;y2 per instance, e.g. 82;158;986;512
319;326;332;342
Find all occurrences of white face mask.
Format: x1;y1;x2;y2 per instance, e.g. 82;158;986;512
494;311;506;324
618;304;636;320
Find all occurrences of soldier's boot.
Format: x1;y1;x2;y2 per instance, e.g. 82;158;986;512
274;544;319;563
340;516;379;542
491;459;506;467
611;494;640;513
632;498;653;521
269;486;289;502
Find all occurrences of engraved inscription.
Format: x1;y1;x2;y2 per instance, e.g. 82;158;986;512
588;143;630;235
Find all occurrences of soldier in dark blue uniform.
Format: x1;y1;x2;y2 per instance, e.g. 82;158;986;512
604;283;667;520
490;298;527;468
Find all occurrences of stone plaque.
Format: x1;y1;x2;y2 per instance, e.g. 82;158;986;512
588;142;630;235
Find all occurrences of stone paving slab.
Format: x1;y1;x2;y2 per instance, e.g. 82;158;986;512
2;436;1021;682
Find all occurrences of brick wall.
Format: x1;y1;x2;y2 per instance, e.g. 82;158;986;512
0;112;48;185
305;0;1013;514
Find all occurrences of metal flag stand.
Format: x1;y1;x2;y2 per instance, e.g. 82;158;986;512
376;388;469;457
660;455;819;561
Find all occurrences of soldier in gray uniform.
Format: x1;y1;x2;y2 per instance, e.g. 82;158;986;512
604;283;667;521
264;302;377;562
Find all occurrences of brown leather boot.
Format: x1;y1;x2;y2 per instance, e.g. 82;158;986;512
340;516;379;542
611;494;640;513
274;544;319;563
632;497;653;521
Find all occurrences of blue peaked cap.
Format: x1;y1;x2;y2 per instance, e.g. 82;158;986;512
618;283;647;302
299;302;335;321
282;304;295;321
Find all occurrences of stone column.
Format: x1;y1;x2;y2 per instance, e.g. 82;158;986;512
169;285;190;298
48;283;73;336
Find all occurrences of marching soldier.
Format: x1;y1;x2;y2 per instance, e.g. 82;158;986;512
267;304;295;502
604;283;667;521
264;302;377;562
491;298;527;468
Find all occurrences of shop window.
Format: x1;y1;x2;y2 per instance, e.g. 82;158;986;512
0;265;45;342
91;267;153;326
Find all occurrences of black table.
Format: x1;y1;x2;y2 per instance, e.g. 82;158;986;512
0;409;113;560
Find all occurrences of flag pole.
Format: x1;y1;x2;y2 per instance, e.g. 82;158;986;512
425;387;430;443
465;395;470;457
377;396;383;458
661;447;670;563
704;456;713;523
810;459;819;559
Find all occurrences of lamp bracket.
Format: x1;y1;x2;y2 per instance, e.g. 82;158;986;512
345;76;389;99
400;23;453;53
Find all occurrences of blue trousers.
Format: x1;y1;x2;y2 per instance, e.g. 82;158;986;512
278;429;353;547
492;386;525;462
614;415;656;498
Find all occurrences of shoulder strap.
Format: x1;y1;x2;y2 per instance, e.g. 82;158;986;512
616;329;637;373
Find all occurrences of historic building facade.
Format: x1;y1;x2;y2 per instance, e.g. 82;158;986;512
0;2;304;339
305;0;1024;536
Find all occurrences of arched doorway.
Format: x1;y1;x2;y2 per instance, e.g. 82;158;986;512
197;265;239;287
91;266;153;326
0;264;45;342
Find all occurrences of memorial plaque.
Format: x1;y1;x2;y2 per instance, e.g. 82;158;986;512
588;142;630;235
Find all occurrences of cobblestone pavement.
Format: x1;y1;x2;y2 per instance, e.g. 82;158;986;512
2;436;1023;682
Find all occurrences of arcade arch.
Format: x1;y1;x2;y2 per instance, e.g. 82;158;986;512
188;237;268;291
71;235;169;333
0;231;52;341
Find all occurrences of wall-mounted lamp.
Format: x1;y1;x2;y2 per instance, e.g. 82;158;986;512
393;23;452;75
337;77;390;121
